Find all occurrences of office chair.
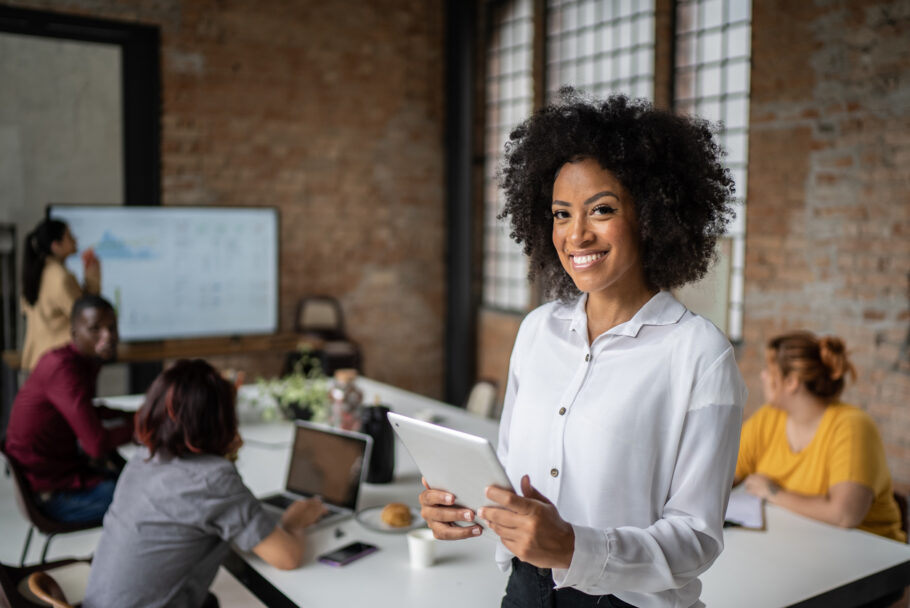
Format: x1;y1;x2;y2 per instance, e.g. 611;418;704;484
285;296;362;376
465;379;499;419
0;557;90;608
27;572;72;608
0;444;103;566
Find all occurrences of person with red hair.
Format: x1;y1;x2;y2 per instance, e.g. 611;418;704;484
85;359;326;608
736;331;904;542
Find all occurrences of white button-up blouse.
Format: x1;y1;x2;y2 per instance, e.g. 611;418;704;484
495;291;746;608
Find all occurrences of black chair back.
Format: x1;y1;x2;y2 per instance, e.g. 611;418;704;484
0;443;102;565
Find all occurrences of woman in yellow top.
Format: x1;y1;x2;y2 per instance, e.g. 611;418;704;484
21;219;101;370
736;331;905;542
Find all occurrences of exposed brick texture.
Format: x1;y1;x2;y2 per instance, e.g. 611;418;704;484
6;0;447;398
745;0;910;488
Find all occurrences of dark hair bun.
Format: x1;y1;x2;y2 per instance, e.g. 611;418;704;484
818;336;851;382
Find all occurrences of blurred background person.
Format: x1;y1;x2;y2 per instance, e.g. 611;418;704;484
85;358;326;608
736;331;905;542
21;218;100;371
4;295;132;522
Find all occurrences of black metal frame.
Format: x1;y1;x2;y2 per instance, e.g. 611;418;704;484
444;0;478;406
0;5;161;207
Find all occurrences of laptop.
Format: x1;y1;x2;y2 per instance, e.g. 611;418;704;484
259;420;373;529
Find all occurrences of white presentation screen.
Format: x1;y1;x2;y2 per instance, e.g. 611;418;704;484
48;205;279;341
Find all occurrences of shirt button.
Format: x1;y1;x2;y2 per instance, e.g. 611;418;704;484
550;468;559;477
585;353;590;362
558;407;566;416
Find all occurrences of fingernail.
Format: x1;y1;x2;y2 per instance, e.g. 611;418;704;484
445;494;454;504
477;508;485;519
463;511;473;521
472;527;481;535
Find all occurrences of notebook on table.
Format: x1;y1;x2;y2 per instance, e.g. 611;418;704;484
259;421;373;529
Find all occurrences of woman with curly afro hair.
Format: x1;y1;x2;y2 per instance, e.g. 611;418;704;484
420;90;747;608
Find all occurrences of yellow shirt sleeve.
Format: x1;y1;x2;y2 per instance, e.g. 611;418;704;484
827;408;886;491
736;405;770;481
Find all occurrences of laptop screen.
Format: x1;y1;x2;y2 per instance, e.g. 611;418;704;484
285;424;368;510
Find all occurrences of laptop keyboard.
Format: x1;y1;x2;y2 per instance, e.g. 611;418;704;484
261;494;338;524
262;494;295;510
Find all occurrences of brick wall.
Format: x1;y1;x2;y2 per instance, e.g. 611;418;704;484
744;0;910;487
7;0;447;397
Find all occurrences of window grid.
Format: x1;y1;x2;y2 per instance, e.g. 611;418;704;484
674;0;751;341
546;0;656;102
482;0;534;311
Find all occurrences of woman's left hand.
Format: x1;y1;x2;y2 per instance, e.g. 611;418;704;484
743;473;780;501
480;474;574;569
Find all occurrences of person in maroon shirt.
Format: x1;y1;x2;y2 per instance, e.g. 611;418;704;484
5;294;134;522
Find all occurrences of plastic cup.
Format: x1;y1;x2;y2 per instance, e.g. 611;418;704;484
407;528;436;568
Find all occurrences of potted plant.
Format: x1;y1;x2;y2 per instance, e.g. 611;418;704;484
255;346;330;423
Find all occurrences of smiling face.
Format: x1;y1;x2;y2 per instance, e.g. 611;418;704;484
551;158;648;299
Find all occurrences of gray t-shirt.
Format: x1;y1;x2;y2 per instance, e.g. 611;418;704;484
84;447;279;608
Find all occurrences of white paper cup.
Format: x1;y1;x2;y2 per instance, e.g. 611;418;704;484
407;528;436;568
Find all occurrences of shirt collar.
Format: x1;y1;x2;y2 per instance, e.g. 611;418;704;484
555;290;687;339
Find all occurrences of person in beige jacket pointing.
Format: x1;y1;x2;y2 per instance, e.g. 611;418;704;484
21;218;101;371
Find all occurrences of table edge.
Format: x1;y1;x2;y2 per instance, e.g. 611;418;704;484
788;558;910;608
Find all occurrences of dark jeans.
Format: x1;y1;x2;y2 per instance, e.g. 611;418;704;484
37;479;117;523
502;558;637;608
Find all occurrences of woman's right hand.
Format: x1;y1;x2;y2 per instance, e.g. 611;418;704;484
82;248;101;286
283;497;328;531
418;477;482;539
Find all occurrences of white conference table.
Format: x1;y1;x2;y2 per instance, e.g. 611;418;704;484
106;378;910;607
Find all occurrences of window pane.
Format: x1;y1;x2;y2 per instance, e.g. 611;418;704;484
581;0;597;24
725;60;749;94
725;96;749;128
698;98;721;122
638;16;654;44
565;3;578;29
729;0;751;23
699;30;723;64
618;50;632;79
637;47;654;74
697;65;722;96
619;21;632;49
620;0;635;17
581;27;594;57
726;23;750;58
673;0;751;340
483;0;533;311
599;56;614;82
725;132;747;164
731;166;747;198
595;23;611;54
701;0;723;29
635;78;652;98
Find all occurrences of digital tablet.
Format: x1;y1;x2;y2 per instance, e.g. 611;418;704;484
387;411;514;531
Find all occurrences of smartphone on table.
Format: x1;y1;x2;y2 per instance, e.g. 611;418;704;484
317;541;379;567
